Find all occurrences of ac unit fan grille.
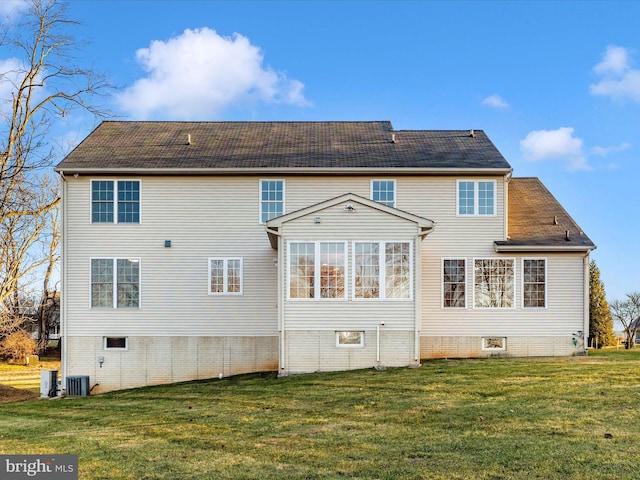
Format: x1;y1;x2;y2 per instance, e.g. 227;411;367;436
66;375;90;396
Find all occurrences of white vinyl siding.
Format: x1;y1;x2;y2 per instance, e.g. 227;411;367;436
66;174;585;344
66;176;281;337
423;253;586;338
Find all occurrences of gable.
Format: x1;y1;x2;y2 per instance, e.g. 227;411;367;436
265;193;434;249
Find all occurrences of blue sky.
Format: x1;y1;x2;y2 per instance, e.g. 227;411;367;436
2;0;639;302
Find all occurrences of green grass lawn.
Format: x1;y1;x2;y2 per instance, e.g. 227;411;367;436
1;349;640;479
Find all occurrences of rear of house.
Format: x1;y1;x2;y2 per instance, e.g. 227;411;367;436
56;121;595;393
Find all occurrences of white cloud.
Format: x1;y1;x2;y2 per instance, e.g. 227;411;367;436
482;94;509;109
0;0;29;17
591;142;631;157
117;28;311;120
590;45;640;103
520;127;590;171
593;45;630;76
0;58;23;118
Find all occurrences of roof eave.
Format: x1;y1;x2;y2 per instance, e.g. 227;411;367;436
494;242;596;253
55;166;513;176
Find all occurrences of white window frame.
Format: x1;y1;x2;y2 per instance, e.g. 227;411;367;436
371;179;396;207
90;179;142;224
456;179;496;217
208;258;244;295
259;179;285;224
287;241;348;301
103;337;128;351
336;331;365;348
90;258;141;309
472;257;515;309
522;258;547;309
442;258;466;309
352;241;413;301
481;337;506;351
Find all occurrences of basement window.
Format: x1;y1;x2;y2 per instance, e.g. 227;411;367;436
481;337;506;351
104;337;128;350
336;331;364;348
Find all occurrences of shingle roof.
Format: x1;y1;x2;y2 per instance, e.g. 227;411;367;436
55;121;511;171
495;177;595;251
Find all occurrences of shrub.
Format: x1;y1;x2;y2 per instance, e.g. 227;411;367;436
0;329;38;362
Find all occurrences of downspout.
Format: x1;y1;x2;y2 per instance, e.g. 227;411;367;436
278;233;285;373
265;227;285;374
504;172;511;241
414;225;433;363
59;172;68;386
583;251;591;352
414;234;422;362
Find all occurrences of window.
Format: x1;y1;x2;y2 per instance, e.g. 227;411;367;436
336;331;364;347
482;337;506;351
354;242;412;300
209;258;243;295
91;180;140;224
443;259;466;308
288;242;346;299
457;180;495;216
104;337;128;350
474;258;514;308
385;242;411;299
371;180;395;207
523;259;546;308
91;258;140;308
260;180;284;223
354;243;379;299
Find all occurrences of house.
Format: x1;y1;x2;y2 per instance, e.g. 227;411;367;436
55;121;595;393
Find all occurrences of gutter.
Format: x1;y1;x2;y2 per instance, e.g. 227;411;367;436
494;243;596;253
55;166;514;177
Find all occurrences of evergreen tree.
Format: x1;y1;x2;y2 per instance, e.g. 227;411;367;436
589;260;617;348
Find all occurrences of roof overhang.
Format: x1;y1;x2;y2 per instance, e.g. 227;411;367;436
494;242;596;253
55;167;513;177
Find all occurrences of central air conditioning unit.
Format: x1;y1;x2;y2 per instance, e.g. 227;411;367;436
40;370;58;398
66;375;90;396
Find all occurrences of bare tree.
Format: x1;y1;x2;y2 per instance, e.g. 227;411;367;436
0;0;112;345
610;293;640;349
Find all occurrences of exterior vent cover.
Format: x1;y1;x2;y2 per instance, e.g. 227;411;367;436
66;375;90;396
